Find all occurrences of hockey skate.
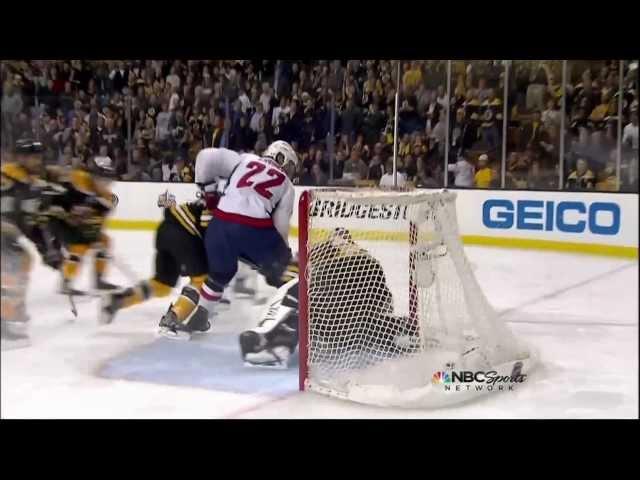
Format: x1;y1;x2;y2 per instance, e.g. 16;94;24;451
99;289;128;325
95;277;121;292
59;279;87;297
158;306;211;341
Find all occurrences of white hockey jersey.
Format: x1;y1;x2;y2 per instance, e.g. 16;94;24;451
194;148;295;242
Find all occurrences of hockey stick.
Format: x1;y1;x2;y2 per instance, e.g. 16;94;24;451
68;291;78;317
41;228;78;318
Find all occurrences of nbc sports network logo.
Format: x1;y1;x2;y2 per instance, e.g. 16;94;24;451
432;362;527;392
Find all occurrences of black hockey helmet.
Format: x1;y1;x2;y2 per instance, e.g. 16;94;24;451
14;138;44;155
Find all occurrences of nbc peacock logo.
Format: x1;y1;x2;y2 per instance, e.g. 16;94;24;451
432;371;451;384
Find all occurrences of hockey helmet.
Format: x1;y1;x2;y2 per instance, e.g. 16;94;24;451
263;140;298;170
14;138;44;155
13;138;44;174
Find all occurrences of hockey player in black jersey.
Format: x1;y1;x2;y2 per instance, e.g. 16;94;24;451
99;186;220;329
1;139;63;349
42;157;119;296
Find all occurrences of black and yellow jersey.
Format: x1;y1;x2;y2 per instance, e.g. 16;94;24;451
44;168;115;220
164;201;211;239
1;162;44;237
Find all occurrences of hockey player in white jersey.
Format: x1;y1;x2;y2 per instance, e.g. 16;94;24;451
159;140;298;339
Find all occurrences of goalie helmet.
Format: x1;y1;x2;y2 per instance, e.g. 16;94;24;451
263;140;298;170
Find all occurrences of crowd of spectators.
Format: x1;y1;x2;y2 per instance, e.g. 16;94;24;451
1;59;637;192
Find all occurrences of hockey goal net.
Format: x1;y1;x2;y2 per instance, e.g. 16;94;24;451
297;188;535;408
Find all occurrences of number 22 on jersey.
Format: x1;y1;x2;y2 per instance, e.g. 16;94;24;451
236;160;286;200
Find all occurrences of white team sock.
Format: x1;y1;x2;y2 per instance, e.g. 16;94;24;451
199;282;223;312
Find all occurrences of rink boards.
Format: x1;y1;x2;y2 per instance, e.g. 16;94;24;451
106;183;639;258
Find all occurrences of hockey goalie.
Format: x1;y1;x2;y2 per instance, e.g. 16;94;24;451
239;227;415;368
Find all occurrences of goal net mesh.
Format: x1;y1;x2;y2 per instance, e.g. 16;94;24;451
301;189;534;408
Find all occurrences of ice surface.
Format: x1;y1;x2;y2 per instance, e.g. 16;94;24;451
1;231;637;418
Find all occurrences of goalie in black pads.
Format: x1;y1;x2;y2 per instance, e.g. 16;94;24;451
239;227;415;367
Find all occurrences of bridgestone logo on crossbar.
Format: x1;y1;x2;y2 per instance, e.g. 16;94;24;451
310;200;409;220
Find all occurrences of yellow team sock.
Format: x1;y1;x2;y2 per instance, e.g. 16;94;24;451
171;275;206;322
95;255;107;278
94;234;111;280
120;279;173;309
63;244;89;283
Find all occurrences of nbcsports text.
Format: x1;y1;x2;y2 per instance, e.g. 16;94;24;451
432;361;527;392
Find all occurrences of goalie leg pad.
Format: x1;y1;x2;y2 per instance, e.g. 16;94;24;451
239;278;299;368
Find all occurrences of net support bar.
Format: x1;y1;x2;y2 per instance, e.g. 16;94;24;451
298;190;311;391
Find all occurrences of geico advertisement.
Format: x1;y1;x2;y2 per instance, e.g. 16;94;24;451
457;190;638;246
482;199;619;235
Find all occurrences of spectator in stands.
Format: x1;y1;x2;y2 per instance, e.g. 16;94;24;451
2;80;24;142
521;110;544;152
623;111;638;151
415;158;439;188
362;102;385;146
565;158;595;190
59;144;73;167
507;151;531;188
102;116;124;155
476;77;491;102
595;159;618;191
210;113;225;148
340;98;362;145
367;155;384;181
379;157;407;188
395;154;410;180
480;89;501;151
429;113;447;158
527;160;557;190
399;98;422;135
589;91;615;125
121;148;147;181
94;144;112;170
623;150;638;192
424;91;441;133
311;163;328;186
447;154;475;187
474;154;494;188
402;61;423;92
450;108;474;158
340;148;360;182
155;102;171;145
109;62;129;93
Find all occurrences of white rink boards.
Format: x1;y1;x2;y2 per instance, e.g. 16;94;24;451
1;229;638;419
